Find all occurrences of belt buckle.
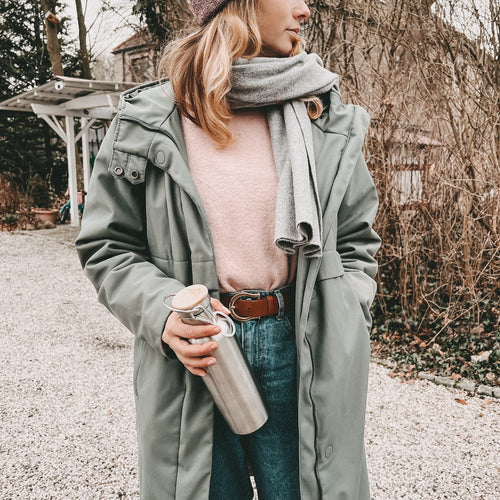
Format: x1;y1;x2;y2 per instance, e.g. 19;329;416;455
228;291;261;322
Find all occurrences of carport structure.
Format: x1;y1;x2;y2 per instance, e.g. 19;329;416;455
0;76;136;226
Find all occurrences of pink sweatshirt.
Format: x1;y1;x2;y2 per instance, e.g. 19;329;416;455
182;110;295;293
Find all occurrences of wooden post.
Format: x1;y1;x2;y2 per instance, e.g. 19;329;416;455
81;117;91;193
65;116;80;226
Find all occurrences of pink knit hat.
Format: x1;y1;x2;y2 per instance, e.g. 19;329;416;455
187;0;231;24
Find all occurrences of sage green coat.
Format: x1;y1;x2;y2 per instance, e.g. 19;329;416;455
76;81;380;500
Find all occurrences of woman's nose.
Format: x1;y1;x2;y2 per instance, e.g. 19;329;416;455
293;0;311;21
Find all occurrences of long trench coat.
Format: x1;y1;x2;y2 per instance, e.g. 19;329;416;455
76;80;380;500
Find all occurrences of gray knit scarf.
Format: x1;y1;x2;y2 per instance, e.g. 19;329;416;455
229;52;339;258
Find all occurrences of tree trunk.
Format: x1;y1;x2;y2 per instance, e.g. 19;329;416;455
40;0;64;76
75;0;91;79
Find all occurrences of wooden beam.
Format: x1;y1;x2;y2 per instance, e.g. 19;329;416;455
61;92;121;111
32;103;115;120
75;117;96;143
38;114;67;142
55;75;136;91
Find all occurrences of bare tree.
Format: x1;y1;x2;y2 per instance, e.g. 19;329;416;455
132;0;193;47
74;0;91;79
40;0;64;76
303;1;499;336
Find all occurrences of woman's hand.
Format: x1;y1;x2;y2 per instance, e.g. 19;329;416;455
162;298;230;376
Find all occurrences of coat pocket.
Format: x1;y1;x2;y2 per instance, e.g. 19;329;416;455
313;250;345;300
343;271;378;331
318;250;344;281
133;338;146;398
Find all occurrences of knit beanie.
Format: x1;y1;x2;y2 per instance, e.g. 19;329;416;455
187;0;231;25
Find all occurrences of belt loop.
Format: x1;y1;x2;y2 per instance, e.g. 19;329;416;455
275;290;285;321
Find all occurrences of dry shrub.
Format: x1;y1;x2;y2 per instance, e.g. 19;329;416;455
0;176;32;230
306;0;499;380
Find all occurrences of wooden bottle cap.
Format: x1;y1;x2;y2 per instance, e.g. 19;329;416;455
171;284;209;310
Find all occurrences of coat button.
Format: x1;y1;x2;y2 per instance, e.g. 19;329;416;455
155;150;166;165
325;444;334;458
130;169;139;180
113;166;124;176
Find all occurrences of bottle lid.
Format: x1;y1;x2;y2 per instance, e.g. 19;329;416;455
171;284;209;310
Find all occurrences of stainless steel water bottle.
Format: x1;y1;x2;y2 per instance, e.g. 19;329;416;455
163;284;268;435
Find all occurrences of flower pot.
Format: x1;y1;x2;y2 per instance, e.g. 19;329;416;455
32;209;58;225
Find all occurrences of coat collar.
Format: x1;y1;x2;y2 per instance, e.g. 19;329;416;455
115;80;369;245
116;80;203;209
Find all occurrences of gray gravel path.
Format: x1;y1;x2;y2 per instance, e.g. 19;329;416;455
1;228;499;499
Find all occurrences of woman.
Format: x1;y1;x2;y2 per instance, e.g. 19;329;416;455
76;0;380;498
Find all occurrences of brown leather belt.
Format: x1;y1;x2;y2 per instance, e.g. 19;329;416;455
220;290;292;322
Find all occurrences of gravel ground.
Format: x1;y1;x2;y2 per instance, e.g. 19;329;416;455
0;228;499;499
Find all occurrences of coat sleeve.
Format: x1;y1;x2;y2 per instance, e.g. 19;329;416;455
336;154;381;329
75;117;185;358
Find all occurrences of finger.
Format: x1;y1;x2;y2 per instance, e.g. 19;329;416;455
210;298;231;315
181;354;217;370
187;366;208;377
166;337;218;373
177;350;217;377
164;332;216;356
166;313;220;340
181;322;221;340
176;340;218;359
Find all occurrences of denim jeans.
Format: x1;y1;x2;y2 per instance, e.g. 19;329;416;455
209;287;300;500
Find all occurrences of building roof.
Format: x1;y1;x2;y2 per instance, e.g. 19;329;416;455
388;129;442;147
112;31;153;54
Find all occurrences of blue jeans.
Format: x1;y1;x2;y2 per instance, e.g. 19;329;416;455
209;288;300;500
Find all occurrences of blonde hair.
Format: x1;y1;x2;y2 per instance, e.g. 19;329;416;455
158;0;322;148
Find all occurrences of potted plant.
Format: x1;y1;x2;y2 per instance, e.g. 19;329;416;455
28;174;58;226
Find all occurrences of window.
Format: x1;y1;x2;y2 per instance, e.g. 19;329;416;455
393;168;423;204
129;55;152;83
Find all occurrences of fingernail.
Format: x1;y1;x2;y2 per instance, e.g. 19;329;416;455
212;326;221;333
207;359;216;366
223;306;230;314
